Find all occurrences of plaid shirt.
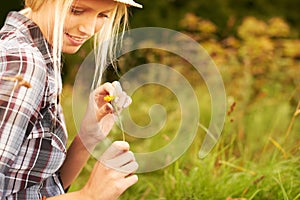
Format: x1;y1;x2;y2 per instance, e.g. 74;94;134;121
0;12;67;199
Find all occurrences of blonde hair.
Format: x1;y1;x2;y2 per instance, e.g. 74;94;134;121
23;0;72;95
93;4;128;89
24;0;129;92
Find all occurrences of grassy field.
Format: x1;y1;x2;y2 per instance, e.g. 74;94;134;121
61;84;300;199
61;15;300;199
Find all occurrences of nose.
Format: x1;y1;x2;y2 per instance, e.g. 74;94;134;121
78;17;97;36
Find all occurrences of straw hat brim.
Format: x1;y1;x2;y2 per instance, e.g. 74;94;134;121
114;0;143;8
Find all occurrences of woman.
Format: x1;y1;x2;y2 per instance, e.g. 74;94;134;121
0;0;142;199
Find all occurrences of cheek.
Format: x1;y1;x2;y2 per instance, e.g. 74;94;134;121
95;20;106;33
63;17;74;31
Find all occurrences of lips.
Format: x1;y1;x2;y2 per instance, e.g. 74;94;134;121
65;32;88;46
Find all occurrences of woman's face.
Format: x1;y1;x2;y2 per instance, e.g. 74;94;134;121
63;0;117;53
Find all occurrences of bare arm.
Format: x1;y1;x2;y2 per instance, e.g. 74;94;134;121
59;135;91;189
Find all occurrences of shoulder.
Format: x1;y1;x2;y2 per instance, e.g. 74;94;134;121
0;39;47;78
0;46;47;119
1;23;45;62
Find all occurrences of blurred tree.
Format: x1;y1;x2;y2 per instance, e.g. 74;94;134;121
130;0;299;37
0;1;23;26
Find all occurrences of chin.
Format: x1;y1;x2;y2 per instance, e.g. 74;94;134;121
62;46;81;54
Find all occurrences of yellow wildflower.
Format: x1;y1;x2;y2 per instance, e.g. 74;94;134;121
103;95;115;102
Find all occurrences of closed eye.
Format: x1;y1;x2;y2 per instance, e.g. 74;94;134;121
98;13;109;18
71;7;84;15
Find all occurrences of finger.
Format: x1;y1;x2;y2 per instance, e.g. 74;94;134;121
104;151;135;168
114;91;127;109
112;141;130;151
119;161;139;174
123;96;132;108
112;81;123;96
94;82;115;96
119;175;138;191
96;103;114;121
93;83;115;107
101;141;130;160
98;114;115;138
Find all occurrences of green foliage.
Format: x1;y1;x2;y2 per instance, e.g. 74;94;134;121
130;0;299;38
1;0;300;38
0;1;23;26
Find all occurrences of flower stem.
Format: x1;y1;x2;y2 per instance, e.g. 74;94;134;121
112;104;125;141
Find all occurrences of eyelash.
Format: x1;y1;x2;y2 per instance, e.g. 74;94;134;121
98;13;109;18
70;8;109;18
71;8;83;15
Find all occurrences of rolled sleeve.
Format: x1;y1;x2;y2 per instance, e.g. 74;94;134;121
0;47;46;188
0;172;4;198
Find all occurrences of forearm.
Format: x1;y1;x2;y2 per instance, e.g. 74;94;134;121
59;135;92;189
46;191;83;200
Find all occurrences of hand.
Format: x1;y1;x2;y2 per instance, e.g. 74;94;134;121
100;141;138;173
79;81;132;150
81;141;138;200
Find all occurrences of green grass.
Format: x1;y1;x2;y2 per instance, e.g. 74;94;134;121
61;81;300;199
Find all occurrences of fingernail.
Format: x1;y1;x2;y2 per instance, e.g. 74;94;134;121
105;103;112;112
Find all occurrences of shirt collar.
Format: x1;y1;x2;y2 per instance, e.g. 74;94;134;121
4;11;53;62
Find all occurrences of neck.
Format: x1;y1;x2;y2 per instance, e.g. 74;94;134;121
19;8;32;18
21;7;53;45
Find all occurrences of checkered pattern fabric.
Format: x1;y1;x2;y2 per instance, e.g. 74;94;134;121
0;12;67;199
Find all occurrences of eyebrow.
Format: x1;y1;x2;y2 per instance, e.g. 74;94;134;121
71;4;115;13
101;8;114;13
